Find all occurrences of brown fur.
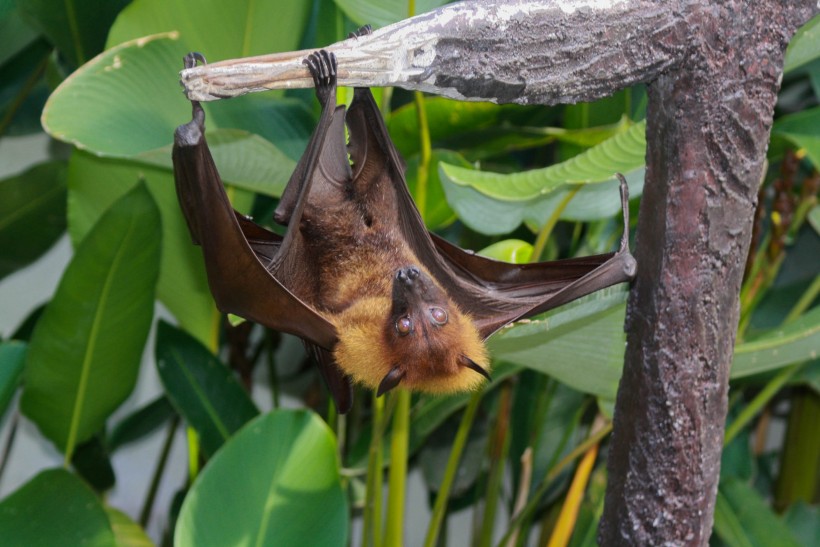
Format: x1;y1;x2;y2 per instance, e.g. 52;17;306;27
302;197;490;392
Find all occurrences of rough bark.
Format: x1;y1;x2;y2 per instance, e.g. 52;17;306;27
601;3;817;544
180;0;689;104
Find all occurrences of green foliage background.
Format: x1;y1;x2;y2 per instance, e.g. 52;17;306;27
0;1;817;545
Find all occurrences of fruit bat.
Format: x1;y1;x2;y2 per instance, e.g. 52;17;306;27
172;41;637;414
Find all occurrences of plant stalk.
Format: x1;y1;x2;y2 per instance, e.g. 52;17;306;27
723;362;806;445
140;415;180;527
478;383;513;547
546;416;604;547
384;389;410;546
423;391;483;547
531;186;582;261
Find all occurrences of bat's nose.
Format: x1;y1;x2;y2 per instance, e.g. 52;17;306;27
396;266;420;285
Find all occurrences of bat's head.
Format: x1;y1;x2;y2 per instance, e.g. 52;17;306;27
333;266;490;396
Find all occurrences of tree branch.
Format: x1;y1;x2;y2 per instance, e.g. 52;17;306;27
180;0;687;104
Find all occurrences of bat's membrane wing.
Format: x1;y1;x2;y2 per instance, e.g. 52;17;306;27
346;87;636;339
172;101;337;350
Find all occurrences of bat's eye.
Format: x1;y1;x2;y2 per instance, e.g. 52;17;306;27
429;307;448;325
396;316;413;336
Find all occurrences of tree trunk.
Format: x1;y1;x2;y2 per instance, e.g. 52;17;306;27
600;3;816;544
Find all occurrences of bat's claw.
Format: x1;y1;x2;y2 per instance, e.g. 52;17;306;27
180;52;208;119
615;173;631;254
303;50;337;108
377;366;405;397
614;173;637;278
348;24;372;39
183;52;207;70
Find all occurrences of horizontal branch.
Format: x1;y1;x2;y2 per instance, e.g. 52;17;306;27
180;0;687;104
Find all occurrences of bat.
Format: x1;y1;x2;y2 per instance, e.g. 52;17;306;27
172;34;637;414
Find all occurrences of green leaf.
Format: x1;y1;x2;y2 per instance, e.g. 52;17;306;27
108;0;312;62
488;288;629;400
477;239;533;263
42;31;313;161
9;303;46;342
510;378;586;497
20;184;161;457
772;106;820;170
0;39;52;137
0;161;67;280
783;502;820;547
439;121;646;234
440;119;645;201
19;0;129;68
0;5;39;66
175;410;348;547
784;14;820;74
407;362;521;457
419;406;487;497
0;468;116;547
206;95;314;162
405;149;464;230
71;435;116;492
808;204;820;235
155;321;259;457
0;341;26;420
441;168;643;235
714;479;802;547
387;98;550;159
794;359;819;394
333;0;448;28
67;151;218;346
42;1;316;168
105;507;154;547
108;396;175;452
731;306;820;378
136;129;295;197
42;33;191;157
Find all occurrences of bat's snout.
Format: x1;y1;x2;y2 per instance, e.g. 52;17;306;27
395;266;420;286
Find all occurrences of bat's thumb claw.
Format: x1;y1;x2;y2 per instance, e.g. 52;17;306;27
377;366;405;396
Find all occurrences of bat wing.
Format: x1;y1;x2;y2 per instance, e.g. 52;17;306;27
346;87;636;339
172;101;337;351
173;52;355;411
430;211;636;338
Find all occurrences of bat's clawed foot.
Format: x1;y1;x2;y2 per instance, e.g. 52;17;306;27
304;50;337;108
348;24;373;39
183;51;207;70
